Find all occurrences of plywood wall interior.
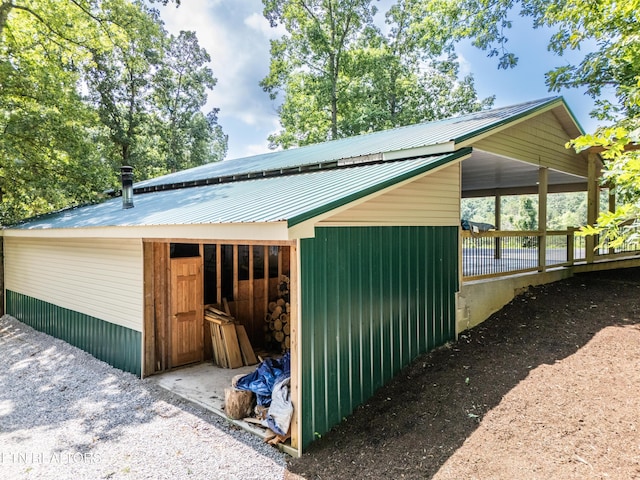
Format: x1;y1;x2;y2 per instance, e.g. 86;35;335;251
144;240;293;374
5;236;143;332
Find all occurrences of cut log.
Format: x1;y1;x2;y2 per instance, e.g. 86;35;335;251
273;318;283;331
280;313;289;323
235;324;258;365
224;387;254;420
284;335;290;349
274;331;285;343
268;301;277;313
276;298;285;307
272;305;283;317
283;323;290;335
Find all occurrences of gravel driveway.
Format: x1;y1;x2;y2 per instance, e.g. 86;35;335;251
0;315;288;480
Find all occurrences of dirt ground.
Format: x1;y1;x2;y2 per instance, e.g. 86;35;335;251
287;267;640;480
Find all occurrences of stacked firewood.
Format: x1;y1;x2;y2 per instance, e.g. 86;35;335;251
264;275;291;352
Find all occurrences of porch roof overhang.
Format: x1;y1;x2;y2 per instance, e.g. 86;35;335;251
461;149;589;198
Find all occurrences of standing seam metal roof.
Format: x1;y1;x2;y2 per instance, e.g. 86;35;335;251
134;97;563;190
13;150;470;230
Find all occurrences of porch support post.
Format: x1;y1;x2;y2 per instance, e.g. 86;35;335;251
608;187;616;255
538;167;548;272
0;236;4;317
494;193;502;259
586;154;599;263
289;240;301;453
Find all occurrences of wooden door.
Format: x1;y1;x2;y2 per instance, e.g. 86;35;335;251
170;257;203;367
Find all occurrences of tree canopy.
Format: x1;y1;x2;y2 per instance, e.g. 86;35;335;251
411;0;640;247
261;0;493;149
0;0;225;225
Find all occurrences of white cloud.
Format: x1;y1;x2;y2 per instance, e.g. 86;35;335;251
157;1;280;159
244;12;286;38
455;49;473;77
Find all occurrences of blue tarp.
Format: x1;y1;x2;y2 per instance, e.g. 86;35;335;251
235;352;290;407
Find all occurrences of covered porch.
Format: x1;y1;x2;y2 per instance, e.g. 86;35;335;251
457;147;640;332
460;148;640;281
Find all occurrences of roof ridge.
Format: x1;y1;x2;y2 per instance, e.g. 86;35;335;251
132;96;566;192
224;96;562;160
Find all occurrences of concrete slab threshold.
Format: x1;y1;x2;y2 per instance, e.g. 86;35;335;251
150;362;297;456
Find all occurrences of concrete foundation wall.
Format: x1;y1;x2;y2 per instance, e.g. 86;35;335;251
456;269;573;334
456;257;640;334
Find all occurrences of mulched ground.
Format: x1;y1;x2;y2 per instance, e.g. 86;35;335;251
287;267;640;480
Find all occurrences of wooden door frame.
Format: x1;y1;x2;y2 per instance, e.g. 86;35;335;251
143;239;296;371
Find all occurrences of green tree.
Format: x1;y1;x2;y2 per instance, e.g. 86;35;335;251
152;30;227;173
87;5;227;179
85;2;167;178
511;197;537;231
341;0;493;135
0;0;113;224
262;0;492;148
412;0;640;248
0;0;225;224
262;0;378;147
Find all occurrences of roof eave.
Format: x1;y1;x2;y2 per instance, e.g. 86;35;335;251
3;221;292;242
286;147;472;230
454;97;574;148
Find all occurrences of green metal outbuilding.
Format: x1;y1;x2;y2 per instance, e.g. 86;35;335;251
2;97;591;454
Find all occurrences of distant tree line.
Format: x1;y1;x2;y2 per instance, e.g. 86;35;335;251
462;190;615;231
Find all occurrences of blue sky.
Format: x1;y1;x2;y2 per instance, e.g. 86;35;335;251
158;1;609;160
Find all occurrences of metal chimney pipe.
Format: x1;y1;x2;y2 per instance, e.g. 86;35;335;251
120;166;134;209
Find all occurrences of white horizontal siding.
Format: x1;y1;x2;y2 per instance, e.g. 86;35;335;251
319;164;460;226
5;237;143;332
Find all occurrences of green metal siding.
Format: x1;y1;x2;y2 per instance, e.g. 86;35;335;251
300;226;458;447
6;290;141;376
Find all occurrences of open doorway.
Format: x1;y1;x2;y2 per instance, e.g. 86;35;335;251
143;240;293;375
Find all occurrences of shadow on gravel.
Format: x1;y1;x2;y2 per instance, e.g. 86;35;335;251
0;318;286;465
287;267;640;480
0;320;158;448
